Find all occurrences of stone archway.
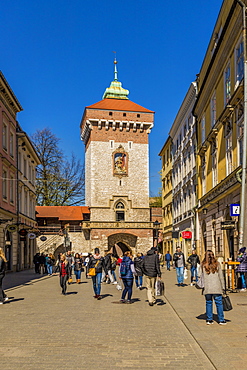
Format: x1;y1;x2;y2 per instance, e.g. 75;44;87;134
53;244;65;259
108;233;137;255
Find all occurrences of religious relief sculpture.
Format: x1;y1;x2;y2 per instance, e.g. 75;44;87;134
113;145;128;176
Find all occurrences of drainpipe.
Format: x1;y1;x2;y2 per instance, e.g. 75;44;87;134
237;0;247;248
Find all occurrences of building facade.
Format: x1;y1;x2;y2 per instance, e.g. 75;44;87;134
159;137;173;254
169;83;197;258
0;71;40;271
80;61;154;254
194;0;244;261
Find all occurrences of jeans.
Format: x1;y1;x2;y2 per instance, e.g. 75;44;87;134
0;274;6;302
121;278;133;301
166;261;171;270
112;270;117;281
74;270;81;280
146;276;157;303
205;294;224;322
47;264;53;275
240;272;246;289
60;275;68;294
92;272;102;296
176;266;184;284
135;275;143;287
190;266;198;283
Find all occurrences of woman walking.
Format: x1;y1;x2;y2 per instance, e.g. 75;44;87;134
55;254;70;295
201;250;226;325
119;251;136;303
0;248;8;304
74;253;83;284
236;247;247;291
87;248;105;300
134;253;144;289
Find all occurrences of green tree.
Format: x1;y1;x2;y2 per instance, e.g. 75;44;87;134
31;128;85;206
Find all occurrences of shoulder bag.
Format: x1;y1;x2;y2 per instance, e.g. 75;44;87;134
195;272;204;289
222;291;233;311
88;260;99;276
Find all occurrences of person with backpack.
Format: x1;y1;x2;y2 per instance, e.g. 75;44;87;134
134;253;144;289
46;253;55;276
87;248;106;300
119;251;136;303
165;251;172;271
142;247;162;306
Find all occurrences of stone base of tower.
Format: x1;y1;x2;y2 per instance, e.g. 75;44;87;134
89;226;153;255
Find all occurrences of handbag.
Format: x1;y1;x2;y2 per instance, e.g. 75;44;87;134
88;260;99;276
195;273;204;289
155;280;165;296
183;269;188;280
222;294;233;311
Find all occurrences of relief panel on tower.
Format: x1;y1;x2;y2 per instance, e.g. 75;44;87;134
113;145;128;177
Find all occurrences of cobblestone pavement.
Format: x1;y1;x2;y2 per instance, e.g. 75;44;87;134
1;269;215;370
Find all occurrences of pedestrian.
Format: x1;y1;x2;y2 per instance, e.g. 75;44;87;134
110;254;118;284
102;252;115;284
38;253;46;274
164;250;172;271
187;250;200;286
66;251;74;284
84;253;92;279
0;248;8;304
201;250;226;325
55;254;70;295
33;252;40;273
236;247;247;291
134;253;144;289
46;253;55;276
119;251;136;304
74;253;83;284
87;248;105;300
142;247;162;306
173;247;186;286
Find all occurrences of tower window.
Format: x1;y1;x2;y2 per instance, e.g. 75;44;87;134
116;202;124;209
123;113;126;117
128;141;133;150
109;112;113;116
116;211;125;222
110;140;114;149
137;114;140;118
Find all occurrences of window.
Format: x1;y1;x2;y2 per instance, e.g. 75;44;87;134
3;123;7;151
211;140;217;187
23;158;27;177
123;113;126;117
236;40;244;83
128;141;132;150
24;191;28;215
184;123;187;136
224;64;231;105
9;132;14;157
201;115;206;143
10;174;14;203
29;165;31;181
110;140;114;149
137;114;140;118
201;156;206;196
211;92;216;127
2;169;7;200
237;104;244;166
116;201;125;221
109;112;113;116
188;115;193;128
225;121;233;176
18;152;22;171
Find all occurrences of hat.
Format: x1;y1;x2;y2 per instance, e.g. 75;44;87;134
94;248;100;254
239;247;246;253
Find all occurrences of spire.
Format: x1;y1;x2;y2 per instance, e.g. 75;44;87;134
102;58;129;100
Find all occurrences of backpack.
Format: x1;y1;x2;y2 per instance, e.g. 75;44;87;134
120;260;128;276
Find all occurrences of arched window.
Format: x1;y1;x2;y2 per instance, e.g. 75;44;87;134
116;202;125;221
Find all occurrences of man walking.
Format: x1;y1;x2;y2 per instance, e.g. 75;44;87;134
187;250;200;286
173;247;186;286
164;250;172;271
142;247;162;306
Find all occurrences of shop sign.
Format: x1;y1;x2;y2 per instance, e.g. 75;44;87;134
181;231;192;239
221;221;235;230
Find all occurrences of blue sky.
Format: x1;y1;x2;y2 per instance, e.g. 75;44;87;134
1;0;223;197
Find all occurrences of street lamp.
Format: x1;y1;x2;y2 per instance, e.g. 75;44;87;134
153;220;161;248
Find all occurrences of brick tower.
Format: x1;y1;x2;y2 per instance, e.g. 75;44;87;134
80;60;154;254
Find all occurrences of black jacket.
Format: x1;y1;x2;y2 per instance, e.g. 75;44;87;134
104;254;112;271
187;254;200;267
87;256;106;274
142;250;161;278
0;257;6;275
134;257;144;276
173;252;186;268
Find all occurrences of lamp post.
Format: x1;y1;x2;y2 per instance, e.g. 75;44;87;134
237;0;247;249
153;220;161;249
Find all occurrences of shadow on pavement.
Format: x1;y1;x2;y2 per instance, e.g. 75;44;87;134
196;313;231;323
101;294;113;299
66;292;78;295
4;270;51;290
5;298;25;304
156;299;166;306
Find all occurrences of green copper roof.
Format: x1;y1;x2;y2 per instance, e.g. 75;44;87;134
102;59;129;100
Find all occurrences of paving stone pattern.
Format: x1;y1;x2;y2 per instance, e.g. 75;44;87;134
1;269;214;369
